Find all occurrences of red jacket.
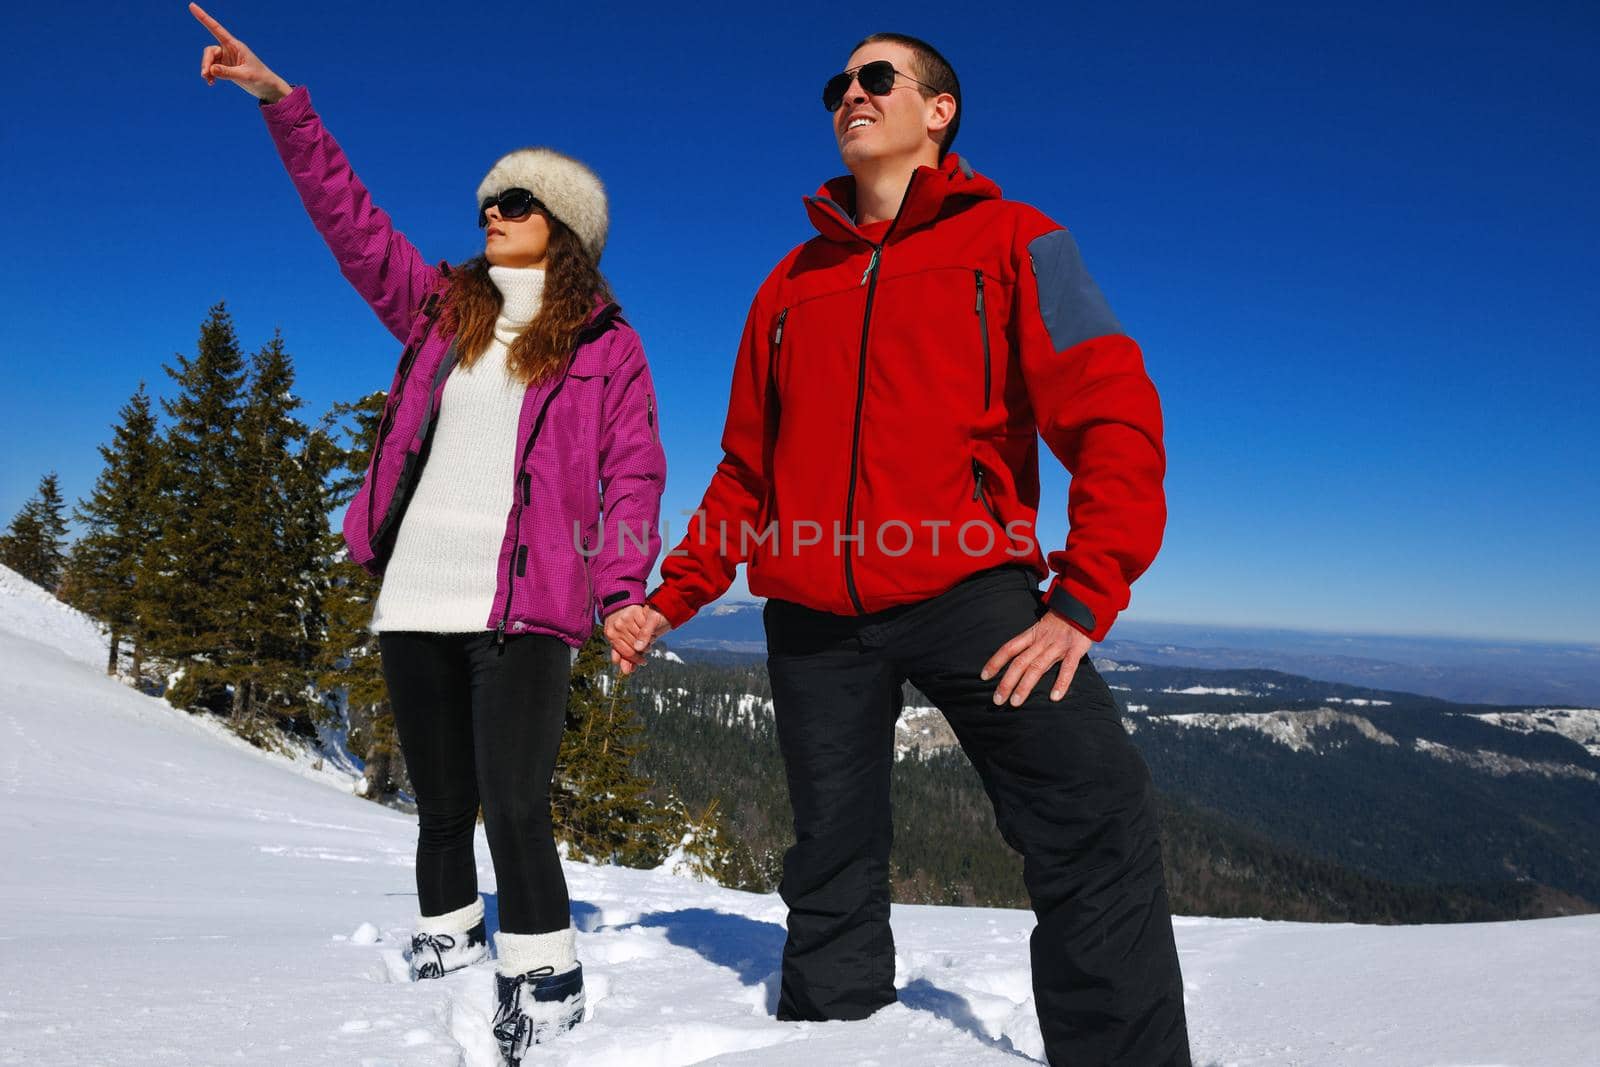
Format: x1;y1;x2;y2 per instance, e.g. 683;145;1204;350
647;154;1164;642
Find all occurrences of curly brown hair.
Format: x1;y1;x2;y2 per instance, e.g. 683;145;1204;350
442;219;613;385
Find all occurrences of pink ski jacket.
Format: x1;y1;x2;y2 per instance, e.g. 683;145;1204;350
262;86;666;647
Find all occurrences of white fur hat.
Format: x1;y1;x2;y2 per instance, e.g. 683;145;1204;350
476;147;609;263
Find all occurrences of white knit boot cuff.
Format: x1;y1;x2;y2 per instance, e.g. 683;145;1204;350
495;925;577;977
415;896;484;936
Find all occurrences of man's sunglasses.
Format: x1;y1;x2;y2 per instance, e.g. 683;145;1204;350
478;188;547;229
822;60;936;112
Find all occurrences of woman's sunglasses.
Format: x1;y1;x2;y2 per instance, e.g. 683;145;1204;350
821;60;935;112
478;188;547;229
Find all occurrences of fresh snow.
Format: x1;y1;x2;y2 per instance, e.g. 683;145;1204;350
1161;685;1254;697
3;567;1598;1065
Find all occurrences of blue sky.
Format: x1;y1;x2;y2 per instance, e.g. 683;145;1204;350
2;1;1596;643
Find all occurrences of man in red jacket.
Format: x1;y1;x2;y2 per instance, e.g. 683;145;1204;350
612;32;1191;1065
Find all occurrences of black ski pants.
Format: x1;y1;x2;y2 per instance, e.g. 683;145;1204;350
378;631;572;935
765;563;1191;1066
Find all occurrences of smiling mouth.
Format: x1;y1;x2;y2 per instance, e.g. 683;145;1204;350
846;117;876;132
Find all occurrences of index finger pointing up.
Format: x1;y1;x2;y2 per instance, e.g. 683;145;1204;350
189;3;235;45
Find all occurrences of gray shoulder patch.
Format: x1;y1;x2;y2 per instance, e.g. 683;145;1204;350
1028;229;1121;352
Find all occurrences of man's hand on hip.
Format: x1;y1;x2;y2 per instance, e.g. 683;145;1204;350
981;610;1093;706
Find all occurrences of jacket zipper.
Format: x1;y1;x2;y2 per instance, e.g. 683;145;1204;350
496;307;619;643
834;175;919;614
974;270;991;409
972;458;1002;525
366;291;443;540
499;375;568;645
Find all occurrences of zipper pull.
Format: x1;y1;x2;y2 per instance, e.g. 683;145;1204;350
974;270;985;313
859;246;881;286
496;620;506;646
972;461;984;500
773;308;788;348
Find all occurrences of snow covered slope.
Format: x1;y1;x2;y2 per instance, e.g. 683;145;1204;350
2;570;1598;1065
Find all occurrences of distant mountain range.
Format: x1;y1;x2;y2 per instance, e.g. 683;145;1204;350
662;601;1600;706
629;649;1600;920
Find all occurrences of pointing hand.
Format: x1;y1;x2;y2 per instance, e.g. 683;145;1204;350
191;3;291;103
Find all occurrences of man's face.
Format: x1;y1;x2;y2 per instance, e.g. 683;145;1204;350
832;41;941;170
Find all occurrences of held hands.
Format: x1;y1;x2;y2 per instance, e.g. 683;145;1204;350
604;604;673;676
190;4;291;103
982;609;1093;706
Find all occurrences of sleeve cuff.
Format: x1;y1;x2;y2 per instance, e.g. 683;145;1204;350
1043;577;1103;640
645;584;697;630
597;586;642;619
259;83;311;126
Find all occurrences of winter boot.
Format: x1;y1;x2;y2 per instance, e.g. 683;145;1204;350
406;897;489;981
491;927;583;1062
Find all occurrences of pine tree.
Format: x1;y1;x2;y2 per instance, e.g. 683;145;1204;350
553;629;676;866
314;392;402;798
228;330;329;736
140;303;248;714
0;504;46;582
64;386;163;677
0;473;70;591
660;795;768;889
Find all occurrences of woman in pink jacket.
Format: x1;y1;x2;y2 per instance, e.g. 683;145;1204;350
193;6;666;1059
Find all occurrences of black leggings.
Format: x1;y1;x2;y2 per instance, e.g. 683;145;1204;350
378;631;572;934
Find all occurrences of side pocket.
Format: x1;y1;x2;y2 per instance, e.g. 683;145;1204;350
971;456;1003;526
772;307;789;390
582;531;595;613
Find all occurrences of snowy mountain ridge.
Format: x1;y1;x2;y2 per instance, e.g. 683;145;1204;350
642;659;1600;782
1149;708;1401;754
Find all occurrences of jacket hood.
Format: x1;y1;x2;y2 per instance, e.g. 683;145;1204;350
804;153;1002;244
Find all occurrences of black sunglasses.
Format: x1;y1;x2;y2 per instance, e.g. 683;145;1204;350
478;188;546;229
822;60;936;112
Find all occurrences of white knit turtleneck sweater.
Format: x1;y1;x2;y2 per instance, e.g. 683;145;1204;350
370;265;545;633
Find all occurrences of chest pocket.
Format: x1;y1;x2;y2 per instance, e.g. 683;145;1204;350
558;343;608;440
548;341;608;533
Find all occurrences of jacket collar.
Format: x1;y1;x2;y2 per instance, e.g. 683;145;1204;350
577;298;622;343
803;153;1001;245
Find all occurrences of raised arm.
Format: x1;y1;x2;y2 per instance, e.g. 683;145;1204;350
191;4;442;342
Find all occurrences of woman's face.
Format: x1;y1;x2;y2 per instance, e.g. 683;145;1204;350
484;204;551;269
